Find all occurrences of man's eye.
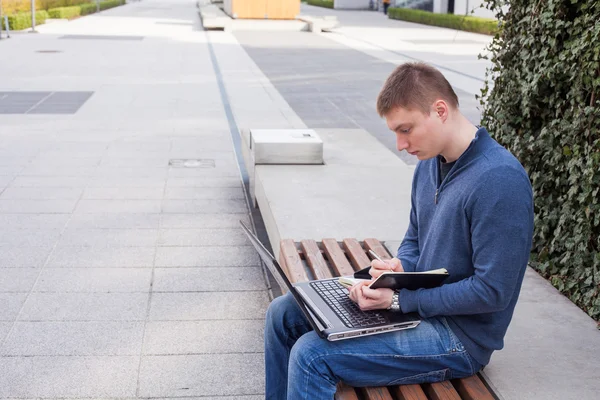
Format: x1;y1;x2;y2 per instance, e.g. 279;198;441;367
401;129;410;133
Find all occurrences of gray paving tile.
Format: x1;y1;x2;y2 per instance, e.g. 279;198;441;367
82;187;165;199
9;176;91;187
153;267;265;292
160;213;250;229
57;229;158;247
0;199;78;213
0;187;83;199
157;228;249;246
75;200;162;213
100;156;170;168
0;246;53;268
47;247;155;268
166;177;242;188
19;165;97;176
0;204;77;226
0;176;14;188
0;322;11;342
138;354;264;397
149;292;269;320
19;293;149;321
0;229;62;247
0;356;138;397
90;176;166;187
162;200;247;214
164;187;245;200
144;320;264;355
1;321;145;356
155;246;259;267
0;268;39;292
34;268;152;293
95;167;168;178
0;293;28;321
67;213;160;229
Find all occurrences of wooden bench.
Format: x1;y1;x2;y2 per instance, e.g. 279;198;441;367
278;238;497;400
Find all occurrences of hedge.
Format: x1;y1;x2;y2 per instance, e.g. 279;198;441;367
99;0;125;11
2;0;90;14
480;0;600;321
1;10;49;30
306;0;334;9
48;6;81;19
79;3;97;15
387;8;499;36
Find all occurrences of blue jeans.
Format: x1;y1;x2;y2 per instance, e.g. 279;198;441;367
265;292;482;400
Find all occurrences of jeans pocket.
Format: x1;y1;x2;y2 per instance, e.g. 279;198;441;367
388;368;449;386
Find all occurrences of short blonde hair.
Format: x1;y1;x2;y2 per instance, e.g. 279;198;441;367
377;62;459;117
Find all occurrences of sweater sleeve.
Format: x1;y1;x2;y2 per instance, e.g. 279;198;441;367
399;167;534;317
396;163;421;272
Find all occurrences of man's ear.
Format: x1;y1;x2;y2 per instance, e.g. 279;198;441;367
433;100;449;122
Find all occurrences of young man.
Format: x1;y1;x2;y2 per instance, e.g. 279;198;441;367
264;62;534;399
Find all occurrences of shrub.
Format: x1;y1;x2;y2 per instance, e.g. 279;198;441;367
480;0;600;320
306;0;334;9
79;2;97;15
48;6;81;19
1;10;49;30
387;8;499;35
99;0;125;11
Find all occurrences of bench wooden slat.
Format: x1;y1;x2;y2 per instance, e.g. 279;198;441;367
334;382;360;400
342;238;371;271
452;375;495;400
424;381;462;400
279;239;309;283
390;384;429;400
322;239;356;276
301;239;331;280
363;238;393;260
359;387;394;400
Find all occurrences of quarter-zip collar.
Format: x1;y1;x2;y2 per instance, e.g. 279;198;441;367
434;127;492;204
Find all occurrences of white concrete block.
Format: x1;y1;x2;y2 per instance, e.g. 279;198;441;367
250;129;323;165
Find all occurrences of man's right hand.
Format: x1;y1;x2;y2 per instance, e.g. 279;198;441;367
369;257;403;279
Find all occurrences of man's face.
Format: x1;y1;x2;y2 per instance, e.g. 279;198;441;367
385;106;445;161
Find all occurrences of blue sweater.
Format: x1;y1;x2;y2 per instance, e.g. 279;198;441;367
397;127;534;366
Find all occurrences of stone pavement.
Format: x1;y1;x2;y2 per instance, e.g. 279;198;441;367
0;0;266;397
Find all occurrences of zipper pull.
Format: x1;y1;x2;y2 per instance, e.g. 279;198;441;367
435;189;439;204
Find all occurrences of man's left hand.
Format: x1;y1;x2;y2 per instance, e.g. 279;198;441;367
348;281;394;311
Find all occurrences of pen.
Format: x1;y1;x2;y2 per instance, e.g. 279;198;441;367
368;250;394;272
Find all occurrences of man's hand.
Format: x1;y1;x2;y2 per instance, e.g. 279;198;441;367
369;257;403;279
348;281;394;311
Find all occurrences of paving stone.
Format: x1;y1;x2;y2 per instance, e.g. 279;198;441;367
0;293;28;321
67;213;161;229
82;187;165;199
153;267;265;292
162;199;247;214
19;293;149;321
0;268;39;292
149;292;269;320
157;228;249;246
160;213;250;228
57;229;158;247
0;356;138;397
138;353;264;397
0;187;83;200
1;321;145;356
155;246;259;267
34;268;152;293
75;200;162;213
0;246;53;268
0;199;78;213
164;187;245;200
47;246;156;268
144;320;264;354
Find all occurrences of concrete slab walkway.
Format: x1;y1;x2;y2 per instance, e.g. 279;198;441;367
0;0;266;397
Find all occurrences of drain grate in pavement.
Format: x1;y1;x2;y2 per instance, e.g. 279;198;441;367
59;35;144;41
0;91;94;114
36;50;63;53
169;159;216;168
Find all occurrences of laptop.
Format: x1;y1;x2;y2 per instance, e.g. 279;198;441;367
240;220;421;341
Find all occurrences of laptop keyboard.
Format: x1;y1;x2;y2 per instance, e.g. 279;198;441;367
310;280;387;328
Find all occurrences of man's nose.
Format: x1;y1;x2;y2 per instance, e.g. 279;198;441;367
396;137;409;151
